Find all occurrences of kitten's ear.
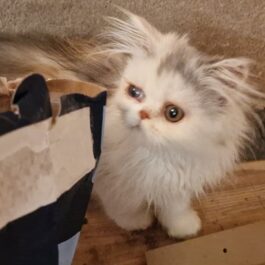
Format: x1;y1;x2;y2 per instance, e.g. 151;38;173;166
205;57;265;107
105;9;162;56
205;57;252;88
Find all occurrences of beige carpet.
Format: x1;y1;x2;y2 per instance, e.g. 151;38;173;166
0;0;264;81
0;1;264;85
0;1;264;65
0;0;264;157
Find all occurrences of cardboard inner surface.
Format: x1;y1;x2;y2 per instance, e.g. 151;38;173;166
146;222;265;265
0;107;95;229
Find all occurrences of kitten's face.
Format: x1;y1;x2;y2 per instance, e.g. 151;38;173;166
108;12;255;153
113;53;228;150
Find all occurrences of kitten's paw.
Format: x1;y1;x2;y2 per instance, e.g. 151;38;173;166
167;209;201;238
114;211;153;231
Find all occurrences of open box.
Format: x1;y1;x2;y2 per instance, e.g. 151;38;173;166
0;74;106;265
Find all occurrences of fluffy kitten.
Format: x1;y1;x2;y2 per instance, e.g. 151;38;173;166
94;12;264;238
0;11;263;238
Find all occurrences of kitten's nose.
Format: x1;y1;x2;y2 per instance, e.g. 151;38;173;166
139;110;150;120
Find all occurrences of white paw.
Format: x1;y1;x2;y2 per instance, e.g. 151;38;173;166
114;211;153;231
167;209;201;238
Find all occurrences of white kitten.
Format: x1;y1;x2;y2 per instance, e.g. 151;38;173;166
94;11;263;238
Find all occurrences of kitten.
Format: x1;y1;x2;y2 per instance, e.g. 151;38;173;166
0;11;263;238
93;12;264;238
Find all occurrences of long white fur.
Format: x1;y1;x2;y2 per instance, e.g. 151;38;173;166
94;11;263;238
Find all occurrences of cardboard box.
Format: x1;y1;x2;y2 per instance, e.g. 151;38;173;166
146;222;265;265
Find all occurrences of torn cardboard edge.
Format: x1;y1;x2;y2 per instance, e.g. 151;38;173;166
47;79;105;97
47;79;106;119
146;221;265;265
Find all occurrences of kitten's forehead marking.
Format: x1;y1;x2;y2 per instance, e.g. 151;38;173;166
157;52;197;85
156;52;227;112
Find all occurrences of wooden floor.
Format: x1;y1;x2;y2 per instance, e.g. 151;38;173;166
73;161;265;265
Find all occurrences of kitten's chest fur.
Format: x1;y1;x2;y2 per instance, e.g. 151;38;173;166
96;107;192;203
96;105;235;202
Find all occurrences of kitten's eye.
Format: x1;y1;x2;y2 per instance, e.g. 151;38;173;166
164;104;184;122
128;84;145;101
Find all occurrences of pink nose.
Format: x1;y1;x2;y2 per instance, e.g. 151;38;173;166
139;110;150;120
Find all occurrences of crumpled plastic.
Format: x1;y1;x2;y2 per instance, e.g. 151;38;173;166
0;77;22;96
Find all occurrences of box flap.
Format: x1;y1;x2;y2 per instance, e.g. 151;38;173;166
146;222;265;265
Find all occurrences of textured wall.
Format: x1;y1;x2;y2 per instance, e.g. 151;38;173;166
0;0;264;158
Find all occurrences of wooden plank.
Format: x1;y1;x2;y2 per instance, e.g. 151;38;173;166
73;161;265;265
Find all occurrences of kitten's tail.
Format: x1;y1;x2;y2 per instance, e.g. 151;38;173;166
0;34;122;88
